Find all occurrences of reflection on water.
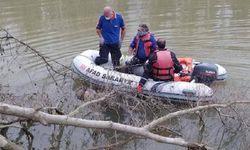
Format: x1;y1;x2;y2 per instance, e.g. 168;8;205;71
1;0;250;149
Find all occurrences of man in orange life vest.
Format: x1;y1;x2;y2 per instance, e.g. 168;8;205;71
137;38;183;93
126;24;157;70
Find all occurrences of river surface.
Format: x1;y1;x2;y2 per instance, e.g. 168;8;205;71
0;0;250;150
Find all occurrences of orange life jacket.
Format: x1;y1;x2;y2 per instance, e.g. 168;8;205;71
174;57;193;82
135;33;152;57
152;49;174;81
178;57;193;73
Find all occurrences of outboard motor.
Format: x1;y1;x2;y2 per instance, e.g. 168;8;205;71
192;63;218;85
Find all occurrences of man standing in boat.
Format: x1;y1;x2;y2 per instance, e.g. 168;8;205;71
95;6;126;67
136;38;183;93
126;24;157;71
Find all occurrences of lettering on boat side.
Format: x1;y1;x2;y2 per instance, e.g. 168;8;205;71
86;68;101;77
85;68;134;85
102;74;134;85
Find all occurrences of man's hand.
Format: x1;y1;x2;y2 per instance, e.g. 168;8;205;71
136;83;143;93
99;37;104;45
121;27;126;43
96;29;104;45
119;40;122;49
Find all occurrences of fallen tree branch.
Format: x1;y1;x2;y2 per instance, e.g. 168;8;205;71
0;134;24;150
68;91;115;117
144;101;250;130
0;102;213;150
0;118;29;125
0;124;22;129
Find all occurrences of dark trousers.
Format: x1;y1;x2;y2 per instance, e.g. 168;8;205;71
95;43;121;66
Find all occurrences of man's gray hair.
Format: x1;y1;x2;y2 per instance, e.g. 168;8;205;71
139;24;149;32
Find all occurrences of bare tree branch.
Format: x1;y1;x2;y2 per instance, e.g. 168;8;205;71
0;27;74;85
144;101;250;130
68;91;115;117
0;134;24;150
0;102;213;150
0;124;22;129
0;118;28;125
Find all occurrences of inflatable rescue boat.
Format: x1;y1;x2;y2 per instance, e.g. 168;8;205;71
72;50;227;102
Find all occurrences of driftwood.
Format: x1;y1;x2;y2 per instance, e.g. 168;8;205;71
0;101;248;150
1;102;238;150
0;134;24;150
